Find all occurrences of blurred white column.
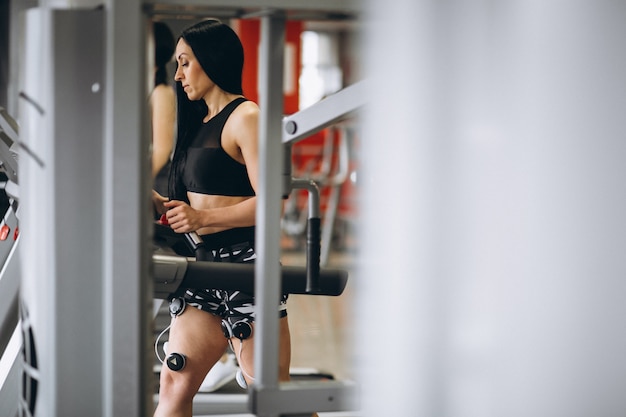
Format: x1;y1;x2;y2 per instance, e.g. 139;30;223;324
358;1;626;416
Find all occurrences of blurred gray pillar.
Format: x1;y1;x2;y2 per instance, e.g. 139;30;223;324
0;0;8;109
358;1;626;417
103;0;153;416
19;8;107;417
18;3;152;416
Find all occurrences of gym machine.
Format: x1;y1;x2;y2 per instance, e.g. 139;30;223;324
0;108;20;417
281;84;362;266
146;4;365;416
7;2;363;416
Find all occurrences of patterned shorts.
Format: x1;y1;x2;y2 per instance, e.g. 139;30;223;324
183;239;288;329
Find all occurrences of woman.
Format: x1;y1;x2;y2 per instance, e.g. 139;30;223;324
152;19;294;417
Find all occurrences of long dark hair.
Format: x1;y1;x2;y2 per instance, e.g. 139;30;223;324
168;19;245;201
153;21;175;87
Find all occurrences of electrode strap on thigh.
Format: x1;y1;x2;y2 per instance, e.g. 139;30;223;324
169;297;186;317
154;297;188;372
221;318;253;340
165;352;186;371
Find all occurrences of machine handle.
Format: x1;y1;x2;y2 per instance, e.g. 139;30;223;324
306;217;321;293
183;231;210;261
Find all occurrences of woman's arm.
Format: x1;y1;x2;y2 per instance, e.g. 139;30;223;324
150;84;176;178
164;197;256;233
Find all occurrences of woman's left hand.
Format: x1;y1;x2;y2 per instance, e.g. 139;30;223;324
152;190;169;216
163;200;203;233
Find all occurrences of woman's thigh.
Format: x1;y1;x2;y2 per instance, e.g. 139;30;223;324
162;306;229;389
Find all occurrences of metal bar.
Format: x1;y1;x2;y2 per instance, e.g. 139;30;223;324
251;380;359;416
19;9;110;416
282;80;367;145
290;179;321;292
144;0;360;14
103;1;153;416
0;108;19;185
291;179;321;219
320;128;350;265
0;325;20;417
176;393;248;415
282;142;294;198
0;108;19;142
320;185;340;267
0;235;19;357
254;10;286;407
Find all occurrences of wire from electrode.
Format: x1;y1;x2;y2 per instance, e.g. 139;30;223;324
155;323;172;363
229;339;255;383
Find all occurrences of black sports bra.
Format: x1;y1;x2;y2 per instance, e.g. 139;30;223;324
183;97;255;197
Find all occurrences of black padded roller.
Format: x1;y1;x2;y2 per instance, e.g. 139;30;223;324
181;261;348;296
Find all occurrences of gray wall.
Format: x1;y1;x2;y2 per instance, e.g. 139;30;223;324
358;1;626;417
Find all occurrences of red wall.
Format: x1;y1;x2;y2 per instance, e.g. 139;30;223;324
235;19;302;115
234;19;357;235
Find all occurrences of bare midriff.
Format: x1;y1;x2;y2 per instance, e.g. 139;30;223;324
188;191;253;236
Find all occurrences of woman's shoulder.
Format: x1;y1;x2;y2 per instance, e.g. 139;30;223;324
237;98;259;112
228;98;259;124
223;99;259;145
